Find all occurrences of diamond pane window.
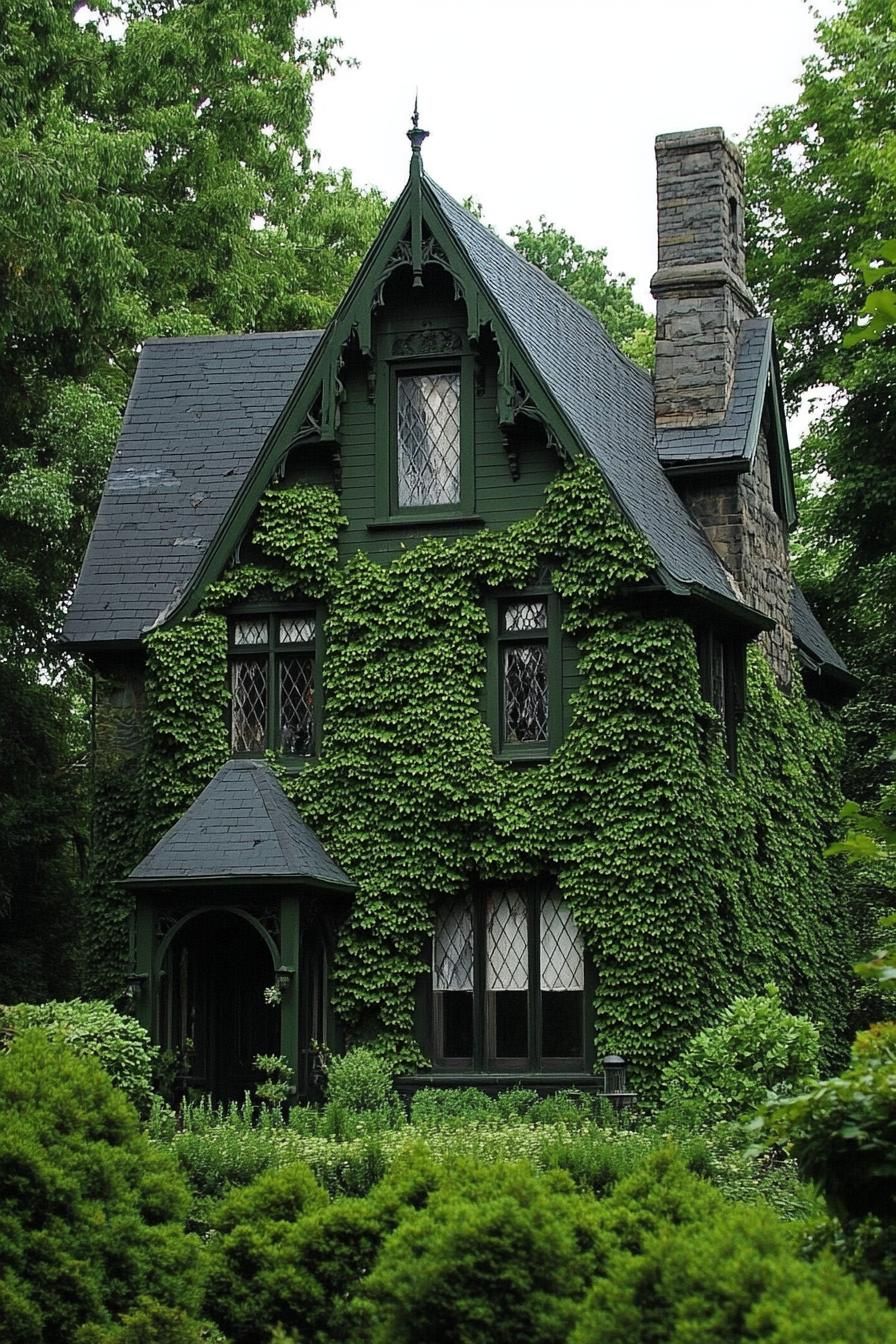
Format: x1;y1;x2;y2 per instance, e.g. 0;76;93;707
540;892;584;991
233;618;267;646
503;599;547;633
279;615;315;646
231;658;267;752
279;654;314;755
503;645;548;743
486;889;529;991
396;372;461;507
433;898;474;992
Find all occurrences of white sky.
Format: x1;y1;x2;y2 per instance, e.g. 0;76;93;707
306;0;824;310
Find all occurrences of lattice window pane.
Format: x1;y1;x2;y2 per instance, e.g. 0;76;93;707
233;618;267;646
486;888;529;991
503;645;548;743
433;898;473;991
397;372;461;507
231;658;267;752
279;654;314;755
503;599;547;633
540;892;584;991
279;615;315;646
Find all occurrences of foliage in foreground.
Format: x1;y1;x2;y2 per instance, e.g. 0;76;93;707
0;1031;201;1343
201;1148;893;1344
1;998;156;1109
661;985;821;1121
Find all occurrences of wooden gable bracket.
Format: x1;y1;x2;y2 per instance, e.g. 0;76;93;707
497;360;571;481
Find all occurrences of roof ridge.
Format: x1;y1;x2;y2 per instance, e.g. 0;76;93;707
141;330;324;348
427;176;655;390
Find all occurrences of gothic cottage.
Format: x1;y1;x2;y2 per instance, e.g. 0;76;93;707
63;126;855;1099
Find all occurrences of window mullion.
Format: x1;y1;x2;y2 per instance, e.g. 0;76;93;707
268;616;276;752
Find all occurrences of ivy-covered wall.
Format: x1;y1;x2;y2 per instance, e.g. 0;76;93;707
85;466;850;1091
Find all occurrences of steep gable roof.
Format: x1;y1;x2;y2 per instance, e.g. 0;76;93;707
791;582;857;689
61;330;321;648
126;758;353;889
427;180;746;615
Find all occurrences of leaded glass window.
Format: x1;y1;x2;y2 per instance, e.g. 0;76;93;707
231;658;266;753
432;897;474;1062
499;596;549;748
229;611;317;757
430;886;586;1071
396;371;461;507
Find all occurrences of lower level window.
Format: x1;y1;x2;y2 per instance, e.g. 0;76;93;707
229;612;317;757
432;885;586;1071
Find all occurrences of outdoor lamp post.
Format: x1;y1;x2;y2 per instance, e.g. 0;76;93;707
602;1054;628;1095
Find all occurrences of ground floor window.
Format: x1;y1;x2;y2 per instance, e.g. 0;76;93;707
431;884;588;1072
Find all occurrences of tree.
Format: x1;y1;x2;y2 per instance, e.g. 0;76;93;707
510;218;654;368
744;0;896;802
0;0;387;659
0;0;388;995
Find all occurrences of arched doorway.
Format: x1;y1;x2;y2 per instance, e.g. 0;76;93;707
157;908;280;1100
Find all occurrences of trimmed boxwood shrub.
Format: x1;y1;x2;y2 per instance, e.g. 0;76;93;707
0;1031;201;1342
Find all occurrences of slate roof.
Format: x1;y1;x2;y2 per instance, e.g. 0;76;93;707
428;179;743;611
61;330;322;647
657;318;772;469
126;758;354;889
791;582;856;685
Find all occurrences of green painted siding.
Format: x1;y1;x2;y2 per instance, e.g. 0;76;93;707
282;268;581;735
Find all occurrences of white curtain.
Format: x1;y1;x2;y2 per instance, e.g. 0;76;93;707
486;888;529;991
540;892;584;991
433;898;473;991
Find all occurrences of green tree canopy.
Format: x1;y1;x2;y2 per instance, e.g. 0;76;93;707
745;0;896;801
510;218;654;368
1;0;387;657
0;0;387;998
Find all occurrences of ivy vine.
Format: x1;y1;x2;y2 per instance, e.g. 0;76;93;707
86;471;852;1091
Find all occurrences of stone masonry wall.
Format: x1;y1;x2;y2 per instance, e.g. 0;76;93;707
678;432;792;687
652;129;755;429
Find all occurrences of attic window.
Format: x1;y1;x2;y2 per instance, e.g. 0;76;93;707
230;612;318;758
396;371;461;507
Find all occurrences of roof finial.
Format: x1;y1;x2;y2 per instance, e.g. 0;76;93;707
407;94;429;155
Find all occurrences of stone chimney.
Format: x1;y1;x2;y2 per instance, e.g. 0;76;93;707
650;127;793;688
651;128;756;428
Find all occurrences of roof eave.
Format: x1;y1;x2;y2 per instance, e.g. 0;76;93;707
121;872;356;894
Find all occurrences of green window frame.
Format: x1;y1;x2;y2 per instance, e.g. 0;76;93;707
228;607;322;760
375;352;476;522
429;883;594;1074
486;589;563;759
696;628;745;773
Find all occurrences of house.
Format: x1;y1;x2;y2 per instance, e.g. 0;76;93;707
62;124;856;1100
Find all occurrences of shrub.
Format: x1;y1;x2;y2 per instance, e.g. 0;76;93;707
571;1153;896;1343
325;1046;395;1113
75;1298;221;1343
203;1161;389;1344
0;1031;201;1341
362;1159;605;1344
1;999;156;1109
661;985;820;1121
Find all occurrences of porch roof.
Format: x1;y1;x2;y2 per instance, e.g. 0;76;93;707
125;759;354;891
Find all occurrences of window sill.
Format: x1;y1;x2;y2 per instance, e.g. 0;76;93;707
368;514;484;532
495;750;551;765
